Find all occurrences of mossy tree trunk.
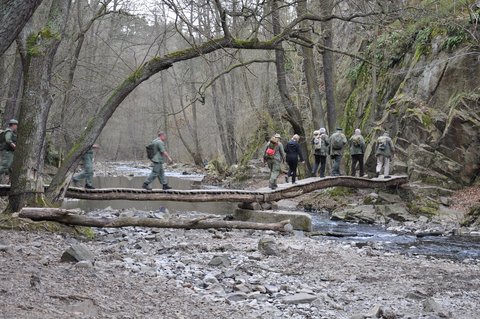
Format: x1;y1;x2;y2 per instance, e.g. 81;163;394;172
8;0;72;212
271;0;310;172
297;0;325;130
0;0;44;57
320;0;337;133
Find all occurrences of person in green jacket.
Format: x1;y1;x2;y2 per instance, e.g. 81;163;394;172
263;133;285;190
375;131;395;178
73;144;100;189
0;119;18;181
349;128;366;177
143;131;173;190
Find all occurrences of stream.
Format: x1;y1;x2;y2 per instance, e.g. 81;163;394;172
62;164;480;261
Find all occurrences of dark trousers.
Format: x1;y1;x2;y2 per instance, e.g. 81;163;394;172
351;154;364;177
331;155;342;176
286;158;299;183
312;155;327;177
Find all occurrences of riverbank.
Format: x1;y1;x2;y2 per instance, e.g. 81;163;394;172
1;161;479;318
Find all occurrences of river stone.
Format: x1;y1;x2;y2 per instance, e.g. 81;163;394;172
208;255;230;267
265;284;279;294
423;297;443;314
234;209;311;231
331;206;377;224
366;304;383;318
281;293;317;304
0;245;10;252
258;237;279;256
377;192;402;204
375;204;413;222
75;260;94;269
61;244;95;262
226;292;248;302
203;273;219;286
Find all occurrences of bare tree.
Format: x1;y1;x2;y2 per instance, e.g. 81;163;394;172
0;0;44;57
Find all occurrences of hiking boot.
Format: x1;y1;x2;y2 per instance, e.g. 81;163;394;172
162;184;172;190
285;176;289;183
375;172;380;178
142;183;152;190
85;184;95;189
384;175;391;179
269;184;277;190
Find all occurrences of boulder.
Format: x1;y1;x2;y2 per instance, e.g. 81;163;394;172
258;237;279;256
61;244;95;263
331;206;377;224
281;293;317;304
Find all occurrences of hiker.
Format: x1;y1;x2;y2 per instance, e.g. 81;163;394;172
349;128;366;177
72;144;100;189
284;134;304;184
329;127;347;176
311;128;329;177
375;131;395;178
263;133;285;190
143;131;173;190
0;119;18;181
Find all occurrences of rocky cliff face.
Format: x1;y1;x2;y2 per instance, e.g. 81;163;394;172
336;20;480;189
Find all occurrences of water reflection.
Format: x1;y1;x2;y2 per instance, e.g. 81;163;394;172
62;175;237;215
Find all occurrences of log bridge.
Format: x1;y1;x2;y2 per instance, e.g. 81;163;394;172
0;176;407;203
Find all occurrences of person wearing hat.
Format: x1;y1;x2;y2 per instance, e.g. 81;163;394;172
375;131;395;178
312;128;329;177
0;119;19;180
284;134;304;184
263;133;285;189
329;127;347;176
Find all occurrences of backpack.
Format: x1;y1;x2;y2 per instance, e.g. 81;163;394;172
313;136;322;150
331;134;344;150
0;129;9;151
146;141;156;160
264;142;276;160
352;135;361;147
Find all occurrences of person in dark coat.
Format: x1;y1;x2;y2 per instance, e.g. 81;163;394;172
284;134;304;184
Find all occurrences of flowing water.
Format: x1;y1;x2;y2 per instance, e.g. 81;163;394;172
63;164;480;261
311;212;480;261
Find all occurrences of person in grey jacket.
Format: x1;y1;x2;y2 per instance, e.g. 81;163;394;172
375;131;395;178
349;128;366;177
329;127;347;176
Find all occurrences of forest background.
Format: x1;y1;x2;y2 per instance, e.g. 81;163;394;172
0;0;479;211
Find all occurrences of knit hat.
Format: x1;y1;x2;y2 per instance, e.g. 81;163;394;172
319;128;326;134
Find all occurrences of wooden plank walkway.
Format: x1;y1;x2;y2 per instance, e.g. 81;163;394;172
0;175;407;203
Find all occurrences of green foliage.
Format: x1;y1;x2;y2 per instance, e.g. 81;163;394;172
326;187;354;198
413;26;433;60
442;24;469;51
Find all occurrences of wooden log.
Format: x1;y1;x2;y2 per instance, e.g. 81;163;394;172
17;208;291;232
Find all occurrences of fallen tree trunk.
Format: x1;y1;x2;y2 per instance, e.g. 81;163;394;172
17;208;291;232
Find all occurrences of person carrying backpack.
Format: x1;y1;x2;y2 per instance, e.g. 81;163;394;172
375;131;395;178
329;127;347;176
72;144;100;189
143;131;174;190
263;133;285;190
311;128;329;177
0;119;18;182
284;134;304;184
349;128;366;177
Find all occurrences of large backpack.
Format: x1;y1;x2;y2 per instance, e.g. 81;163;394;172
331;134;344;150
377;138;386;151
313;136;322;150
352;135;361;147
264;142;277;160
0;129;8;151
145;140;156;161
